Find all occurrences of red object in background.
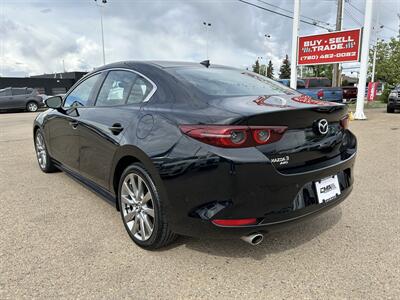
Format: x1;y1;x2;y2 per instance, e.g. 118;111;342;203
316;89;324;99
367;82;378;101
298;29;361;65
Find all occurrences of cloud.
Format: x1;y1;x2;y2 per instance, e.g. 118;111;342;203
0;0;399;77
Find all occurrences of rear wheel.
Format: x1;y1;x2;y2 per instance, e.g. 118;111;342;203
118;163;177;249
27;101;38;112
34;130;58;173
387;105;395;113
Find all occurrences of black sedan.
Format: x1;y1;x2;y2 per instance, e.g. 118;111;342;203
33;61;357;249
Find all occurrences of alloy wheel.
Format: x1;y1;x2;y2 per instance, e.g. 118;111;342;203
35;133;47;169
121;173;155;241
28;102;38;112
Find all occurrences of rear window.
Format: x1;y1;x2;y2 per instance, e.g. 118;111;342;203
171;68;293;97
308;78;331;88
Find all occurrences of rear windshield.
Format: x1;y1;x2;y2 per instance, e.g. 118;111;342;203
170;67;293;97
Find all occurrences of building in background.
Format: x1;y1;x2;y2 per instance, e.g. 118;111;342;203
0;72;87;95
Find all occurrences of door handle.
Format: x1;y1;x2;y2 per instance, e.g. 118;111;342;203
109;123;124;135
69;120;79;129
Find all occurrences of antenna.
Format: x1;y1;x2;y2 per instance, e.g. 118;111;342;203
200;60;210;68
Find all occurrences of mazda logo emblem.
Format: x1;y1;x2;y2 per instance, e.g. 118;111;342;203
317;119;329;135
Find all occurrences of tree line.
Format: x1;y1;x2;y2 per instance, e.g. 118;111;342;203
251;54;333;80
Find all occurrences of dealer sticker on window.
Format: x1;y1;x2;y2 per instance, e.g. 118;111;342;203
315;175;341;204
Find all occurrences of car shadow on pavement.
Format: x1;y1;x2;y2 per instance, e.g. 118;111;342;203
162;207;342;260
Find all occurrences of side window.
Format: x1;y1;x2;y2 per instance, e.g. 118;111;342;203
96;71;138;107
12;88;27;95
127;77;153;104
64;73;101;108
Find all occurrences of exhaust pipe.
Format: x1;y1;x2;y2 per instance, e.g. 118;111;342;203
241;232;264;246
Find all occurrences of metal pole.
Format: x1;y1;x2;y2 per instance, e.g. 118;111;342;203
206;25;209;60
332;0;344;87
203;22;211;60
290;0;300;89
371;11;380;83
354;0;374;120
100;5;106;65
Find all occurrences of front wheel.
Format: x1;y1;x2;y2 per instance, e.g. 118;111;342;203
27;101;38;112
118;163;177;249
34;130;58;173
387;105;395;113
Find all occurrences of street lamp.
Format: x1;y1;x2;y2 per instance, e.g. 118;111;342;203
94;0;107;65
203;21;211;60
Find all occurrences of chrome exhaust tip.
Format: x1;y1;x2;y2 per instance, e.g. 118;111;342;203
241;233;264;246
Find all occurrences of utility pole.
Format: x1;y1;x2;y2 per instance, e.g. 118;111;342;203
290;0;300;89
354;0;374;120
371;12;383;83
332;0;344;87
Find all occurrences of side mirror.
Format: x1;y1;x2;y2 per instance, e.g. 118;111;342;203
45;96;63;109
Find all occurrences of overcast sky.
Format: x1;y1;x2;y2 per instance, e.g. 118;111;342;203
0;0;399;77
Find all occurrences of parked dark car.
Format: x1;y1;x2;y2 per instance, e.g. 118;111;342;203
0;87;43;112
387;85;400;113
33;61;357;249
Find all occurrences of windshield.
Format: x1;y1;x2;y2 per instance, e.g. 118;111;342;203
171;67;294;97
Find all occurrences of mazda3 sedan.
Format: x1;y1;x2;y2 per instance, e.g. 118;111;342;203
33;61;357;249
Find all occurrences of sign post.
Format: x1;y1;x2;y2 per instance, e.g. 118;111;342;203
354;0;373;120
290;0;300;90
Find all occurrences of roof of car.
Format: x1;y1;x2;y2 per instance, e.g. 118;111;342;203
95;60;234;71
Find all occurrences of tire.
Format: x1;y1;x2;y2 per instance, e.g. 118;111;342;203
118;163;177;250
34;130;58;173
26;101;39;112
387;105;395;113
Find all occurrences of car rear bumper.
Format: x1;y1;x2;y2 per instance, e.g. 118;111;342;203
158;131;357;238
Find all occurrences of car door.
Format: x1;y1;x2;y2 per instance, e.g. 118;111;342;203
11;88;28;108
0;88;14;109
44;73;103;172
78;69;155;189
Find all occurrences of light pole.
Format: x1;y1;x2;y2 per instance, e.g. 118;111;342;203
94;0;107;65
371;10;383;83
203;21;211;60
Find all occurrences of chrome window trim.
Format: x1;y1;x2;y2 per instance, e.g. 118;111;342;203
63;67;158;106
98;67;157;103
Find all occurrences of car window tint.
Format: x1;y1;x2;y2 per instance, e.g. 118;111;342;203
64;74;101;108
126;77;153;104
12;88;27;95
171;68;292;97
96;71;138;106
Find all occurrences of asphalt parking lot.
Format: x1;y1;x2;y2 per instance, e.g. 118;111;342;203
0;109;399;299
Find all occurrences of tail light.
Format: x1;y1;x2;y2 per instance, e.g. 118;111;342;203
340;115;349;129
179;125;287;148
212;218;257;226
317;89;324;99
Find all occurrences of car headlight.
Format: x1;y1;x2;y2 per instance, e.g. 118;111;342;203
389;91;397;98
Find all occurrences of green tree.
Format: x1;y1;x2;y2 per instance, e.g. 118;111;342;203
252;59;260;74
279;54;291;79
259;64;267;76
266;60;274;78
368;38;400;102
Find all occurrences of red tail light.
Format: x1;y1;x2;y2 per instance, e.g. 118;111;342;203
212;218;257;226
179;125;287;148
317;89;324;99
340;115;349;129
